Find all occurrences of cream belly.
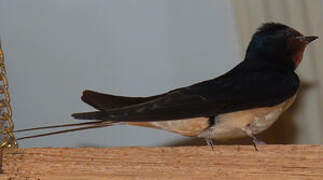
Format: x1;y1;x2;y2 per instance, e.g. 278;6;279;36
127;117;210;137
127;95;296;140
199;94;296;140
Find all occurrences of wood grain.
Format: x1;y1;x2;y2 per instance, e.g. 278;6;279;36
1;145;323;180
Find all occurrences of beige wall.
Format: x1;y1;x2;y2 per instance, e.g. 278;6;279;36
231;0;323;144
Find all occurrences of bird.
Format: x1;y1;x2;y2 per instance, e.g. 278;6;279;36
15;22;318;150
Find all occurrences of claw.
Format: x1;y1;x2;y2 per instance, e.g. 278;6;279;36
251;136;266;151
205;138;215;151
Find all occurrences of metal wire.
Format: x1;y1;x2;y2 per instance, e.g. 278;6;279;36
0;43;18;148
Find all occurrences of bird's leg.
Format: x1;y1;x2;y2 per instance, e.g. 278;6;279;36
242;126;266;151
203;116;216;151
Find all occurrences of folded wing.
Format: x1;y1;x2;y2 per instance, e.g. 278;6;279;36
73;62;299;122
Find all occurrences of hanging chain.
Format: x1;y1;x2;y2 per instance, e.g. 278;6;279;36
0;44;17;148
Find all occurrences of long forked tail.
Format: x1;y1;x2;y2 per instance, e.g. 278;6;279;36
14;120;117;141
14;89;164;141
14;90;163;141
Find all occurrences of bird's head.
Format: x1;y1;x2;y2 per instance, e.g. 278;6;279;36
245;22;318;70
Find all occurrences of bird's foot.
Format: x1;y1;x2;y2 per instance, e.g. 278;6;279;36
242;127;266;151
204;138;215;151
250;134;266;151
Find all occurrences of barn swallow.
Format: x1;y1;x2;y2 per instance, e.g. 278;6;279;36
15;23;318;150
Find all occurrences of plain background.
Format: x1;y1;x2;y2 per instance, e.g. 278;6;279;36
0;0;240;147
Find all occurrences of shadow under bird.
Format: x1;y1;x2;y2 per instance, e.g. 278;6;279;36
15;22;318;150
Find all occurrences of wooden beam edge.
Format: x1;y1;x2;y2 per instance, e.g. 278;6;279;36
1;145;323;180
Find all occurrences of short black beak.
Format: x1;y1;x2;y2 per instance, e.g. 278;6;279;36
303;36;318;43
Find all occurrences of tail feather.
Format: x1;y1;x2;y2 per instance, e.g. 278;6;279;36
81;90;163;111
72;111;109;120
73;89;171;121
15;120;115;140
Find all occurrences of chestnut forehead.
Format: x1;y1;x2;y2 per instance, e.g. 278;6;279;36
287;28;303;37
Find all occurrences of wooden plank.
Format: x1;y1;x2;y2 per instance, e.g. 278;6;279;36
1;145;323;179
